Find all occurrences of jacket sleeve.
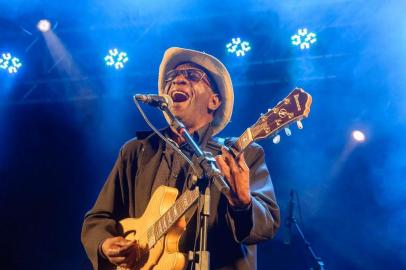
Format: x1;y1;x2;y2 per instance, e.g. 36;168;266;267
81;147;130;270
225;143;280;244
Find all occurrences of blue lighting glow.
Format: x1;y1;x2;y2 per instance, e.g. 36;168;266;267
0;53;22;74
37;19;51;33
291;28;317;50
226;38;251;57
352;130;366;142
104;49;129;69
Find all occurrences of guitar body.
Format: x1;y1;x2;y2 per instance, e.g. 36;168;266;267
119;186;188;270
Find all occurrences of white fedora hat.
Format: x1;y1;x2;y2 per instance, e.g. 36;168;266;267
158;47;234;136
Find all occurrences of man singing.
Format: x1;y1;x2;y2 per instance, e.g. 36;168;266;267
81;47;280;270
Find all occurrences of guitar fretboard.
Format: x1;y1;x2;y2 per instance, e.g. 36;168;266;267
229;128;253;157
146;187;200;248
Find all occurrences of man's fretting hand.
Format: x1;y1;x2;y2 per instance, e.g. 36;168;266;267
215;147;251;208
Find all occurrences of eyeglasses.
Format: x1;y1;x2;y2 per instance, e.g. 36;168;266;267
164;68;211;86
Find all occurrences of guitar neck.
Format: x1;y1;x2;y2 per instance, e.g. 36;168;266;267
146;187;200;248
228;128;255;157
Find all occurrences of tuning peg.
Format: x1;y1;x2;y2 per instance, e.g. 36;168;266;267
284;127;292;136
273;134;281;144
296;120;303;130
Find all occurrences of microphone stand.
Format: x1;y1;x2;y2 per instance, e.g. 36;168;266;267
158;102;231;270
285;190;325;270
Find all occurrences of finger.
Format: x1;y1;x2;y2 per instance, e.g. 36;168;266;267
115;238;134;247
121;248;138;268
107;245;134;257
222;147;240;174
109;255;126;265
236;152;249;171
218;152;240;196
106;237;131;251
112;246;137;262
106;248;124;257
215;155;231;180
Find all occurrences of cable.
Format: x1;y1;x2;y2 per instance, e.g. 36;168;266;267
189;197;203;270
133;98;199;175
295;190;306;232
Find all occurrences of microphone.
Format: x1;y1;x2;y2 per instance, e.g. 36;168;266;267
283;189;295;245
134;94;173;108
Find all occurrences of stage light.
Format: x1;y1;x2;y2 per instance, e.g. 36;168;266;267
291;28;317;50
226;38;251;57
0;53;22;74
104;49;129;70
37;19;51;33
352;130;365;142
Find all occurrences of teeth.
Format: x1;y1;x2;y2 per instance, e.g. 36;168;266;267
172;91;188;97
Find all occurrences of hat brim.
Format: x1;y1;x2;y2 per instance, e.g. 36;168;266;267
158;47;234;136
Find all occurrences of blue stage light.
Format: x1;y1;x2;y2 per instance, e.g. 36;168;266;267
104;49;129;70
0;53;22;74
226;38;251;57
291;28;317;50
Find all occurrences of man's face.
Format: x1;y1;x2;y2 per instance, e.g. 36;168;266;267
164;63;221;131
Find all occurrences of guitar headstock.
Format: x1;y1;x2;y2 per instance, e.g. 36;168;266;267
250;87;312;143
228;87;312;157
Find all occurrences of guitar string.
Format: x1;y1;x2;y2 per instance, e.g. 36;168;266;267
132;188;198;255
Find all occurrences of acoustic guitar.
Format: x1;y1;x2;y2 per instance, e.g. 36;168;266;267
117;88;312;270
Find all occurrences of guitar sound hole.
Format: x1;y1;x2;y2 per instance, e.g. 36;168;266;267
124;230;136;237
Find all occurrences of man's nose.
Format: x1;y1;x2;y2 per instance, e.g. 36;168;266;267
172;74;188;85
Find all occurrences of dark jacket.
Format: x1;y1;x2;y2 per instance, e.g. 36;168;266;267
81;129;280;270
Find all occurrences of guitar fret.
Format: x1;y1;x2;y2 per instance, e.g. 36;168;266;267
185;192;190;204
173;204;178;217
177;202;181;216
241;129;252;149
230;130;255;157
158;221;162;237
147;227;155;248
160;220;164;235
165;213;169;228
180;196;185;209
168;208;173;223
161;216;166;232
146;188;200;248
154;223;159;244
186;195;190;207
162;217;166;230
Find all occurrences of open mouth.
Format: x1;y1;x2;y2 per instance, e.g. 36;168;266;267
171;91;189;103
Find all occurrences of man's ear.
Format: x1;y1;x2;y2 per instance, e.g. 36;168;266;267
208;94;222;111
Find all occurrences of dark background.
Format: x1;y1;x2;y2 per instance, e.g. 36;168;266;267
1;0;405;269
